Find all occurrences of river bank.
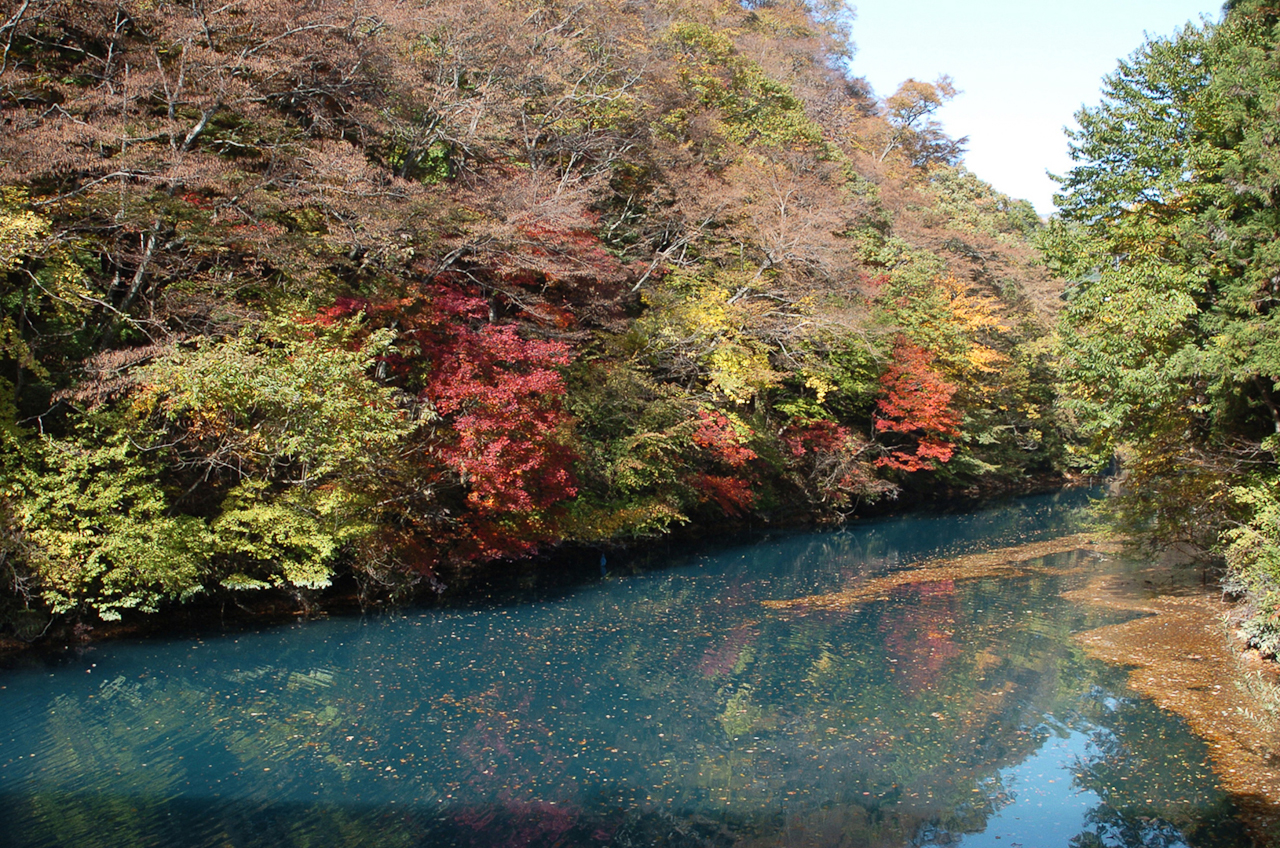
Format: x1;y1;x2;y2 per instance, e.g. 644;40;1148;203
1065;555;1280;844
0;476;1091;661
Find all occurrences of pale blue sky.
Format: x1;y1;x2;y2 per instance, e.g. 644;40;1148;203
848;1;1223;214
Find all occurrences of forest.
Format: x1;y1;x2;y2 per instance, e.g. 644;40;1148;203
0;0;1277;666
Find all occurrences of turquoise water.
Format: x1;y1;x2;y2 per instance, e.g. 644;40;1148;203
0;490;1250;847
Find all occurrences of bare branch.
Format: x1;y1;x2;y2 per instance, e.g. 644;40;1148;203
0;0;33;75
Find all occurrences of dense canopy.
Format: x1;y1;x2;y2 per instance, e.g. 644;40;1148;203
0;0;1065;627
1050;0;1280;654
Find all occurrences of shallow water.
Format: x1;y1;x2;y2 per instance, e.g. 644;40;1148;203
0;490;1250;847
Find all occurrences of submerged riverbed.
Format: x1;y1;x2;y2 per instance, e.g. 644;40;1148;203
0;490;1254;847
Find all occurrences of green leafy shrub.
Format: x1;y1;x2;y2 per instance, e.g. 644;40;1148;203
12;430;210;620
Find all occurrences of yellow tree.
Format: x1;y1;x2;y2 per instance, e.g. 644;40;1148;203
878;76;966;167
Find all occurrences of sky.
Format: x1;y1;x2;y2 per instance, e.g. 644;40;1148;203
848;1;1224;214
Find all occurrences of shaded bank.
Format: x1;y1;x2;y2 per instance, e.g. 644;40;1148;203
0;477;1092;660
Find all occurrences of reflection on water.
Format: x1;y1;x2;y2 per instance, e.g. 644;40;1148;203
0;490;1250;847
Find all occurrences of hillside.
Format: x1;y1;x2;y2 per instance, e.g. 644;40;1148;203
0;0;1067;626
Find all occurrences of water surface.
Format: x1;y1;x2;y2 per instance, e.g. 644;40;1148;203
0;491;1249;847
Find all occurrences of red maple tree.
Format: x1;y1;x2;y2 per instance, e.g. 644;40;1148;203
316;285;579;563
690;410;758;515
874;339;960;472
781;419;893;509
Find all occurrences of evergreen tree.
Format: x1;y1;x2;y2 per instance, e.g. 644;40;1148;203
1051;0;1280;651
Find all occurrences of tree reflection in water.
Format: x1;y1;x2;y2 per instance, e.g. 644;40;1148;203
0;490;1252;847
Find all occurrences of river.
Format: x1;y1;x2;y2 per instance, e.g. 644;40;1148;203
0;489;1252;847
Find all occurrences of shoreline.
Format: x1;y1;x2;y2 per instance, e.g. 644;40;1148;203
1065;559;1280;844
758;526;1280;844
0;475;1093;661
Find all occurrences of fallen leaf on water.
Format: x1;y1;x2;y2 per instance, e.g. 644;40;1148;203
762;533;1123;612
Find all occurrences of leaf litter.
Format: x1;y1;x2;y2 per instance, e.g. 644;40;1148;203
1065;564;1280;845
761;532;1122;612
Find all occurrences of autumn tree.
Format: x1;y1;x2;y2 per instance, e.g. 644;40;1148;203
873;338;960;472
0;0;1071;627
878;76;967;167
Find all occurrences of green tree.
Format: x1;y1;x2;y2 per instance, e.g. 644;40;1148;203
10;426;211;620
1050;2;1280;650
1049;19;1220;532
138;320;416;593
0;190;91;410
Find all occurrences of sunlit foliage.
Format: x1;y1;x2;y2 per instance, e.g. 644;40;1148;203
1050;0;1280;651
0;0;1065;623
